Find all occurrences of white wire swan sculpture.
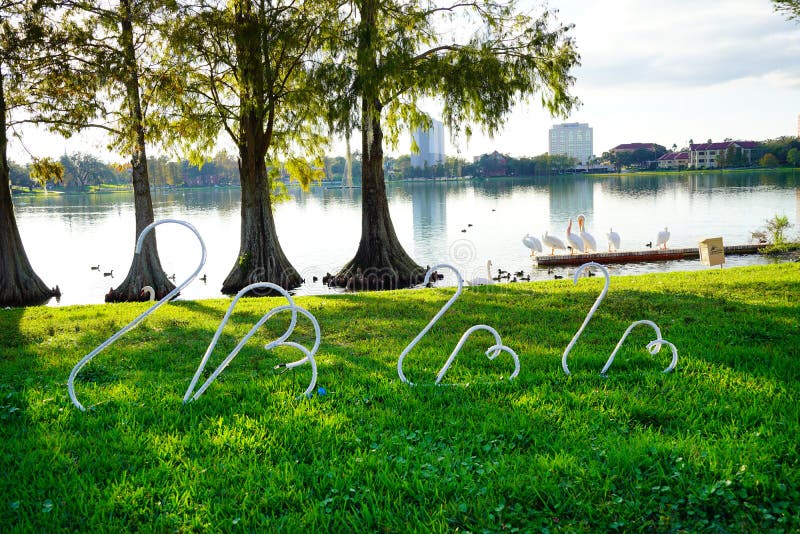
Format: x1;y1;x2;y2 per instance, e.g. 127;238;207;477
561;261;678;376
68;218;207;411
183;282;320;402
397;263;520;386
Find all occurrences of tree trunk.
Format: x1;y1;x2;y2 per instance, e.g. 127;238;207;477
332;96;424;290
105;0;173;302
221;136;302;294
220;2;302;295
333;0;423;290
343;133;353;187
0;68;59;306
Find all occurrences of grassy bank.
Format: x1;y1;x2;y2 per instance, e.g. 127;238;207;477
584;167;798;178
1;264;798;531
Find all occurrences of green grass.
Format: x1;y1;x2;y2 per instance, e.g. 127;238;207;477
1;264;799;531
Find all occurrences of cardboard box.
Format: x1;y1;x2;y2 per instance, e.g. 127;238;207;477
699;237;725;266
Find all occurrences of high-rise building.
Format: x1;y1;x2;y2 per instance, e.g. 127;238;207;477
411;118;445;168
548;122;593;165
797;113;799;138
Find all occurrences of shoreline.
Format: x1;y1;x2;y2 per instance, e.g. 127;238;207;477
16;260;798;310
10;167;796;196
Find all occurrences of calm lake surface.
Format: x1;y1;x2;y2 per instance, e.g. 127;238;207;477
12;170;800;306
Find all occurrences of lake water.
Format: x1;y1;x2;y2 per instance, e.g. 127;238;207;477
11;170;800;306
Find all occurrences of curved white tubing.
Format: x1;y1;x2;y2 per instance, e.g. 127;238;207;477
398;263;517;386
68;219;207;411
183;283;297;401
561;262;609;375
434;324;502;384
184;282;320;402
601;320;677;375
434;330;521;385
562;262;678;376
646;339;678;374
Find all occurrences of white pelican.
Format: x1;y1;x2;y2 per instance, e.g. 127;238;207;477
467;260;493;286
606;228;621;251
522;234;543;255
566;219;584;255
577;214;597;252
542;231;567;255
656;227;670;249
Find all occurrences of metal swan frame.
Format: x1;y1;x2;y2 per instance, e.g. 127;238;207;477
561;261;678;376
183;282;319;402
398;263;520;386
68;219;207;411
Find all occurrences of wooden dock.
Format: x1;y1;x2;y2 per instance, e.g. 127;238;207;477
535;244;767;267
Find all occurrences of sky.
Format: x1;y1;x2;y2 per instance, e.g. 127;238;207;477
7;0;800;163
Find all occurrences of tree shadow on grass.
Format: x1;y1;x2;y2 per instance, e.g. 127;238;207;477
2;276;799;531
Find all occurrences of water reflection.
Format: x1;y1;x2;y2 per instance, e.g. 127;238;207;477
409;182;448;260
796;188;800;224
9;170;799;306
549;177;594;224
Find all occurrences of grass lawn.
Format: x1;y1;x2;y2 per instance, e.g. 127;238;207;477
1;263;798;531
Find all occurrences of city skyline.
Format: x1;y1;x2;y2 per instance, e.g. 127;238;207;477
6;0;800;164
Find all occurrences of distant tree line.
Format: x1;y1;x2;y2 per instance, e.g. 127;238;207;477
385;152;580;179
755;137;800;168
8;151;243;189
601;145;668;172
10;135;800;194
10;148;589;191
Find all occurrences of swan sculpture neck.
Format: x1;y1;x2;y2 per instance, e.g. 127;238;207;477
398;264;464;385
142;285;155;301
398;263;518;386
561;262;609;375
561;261;679;375
68;218;207;411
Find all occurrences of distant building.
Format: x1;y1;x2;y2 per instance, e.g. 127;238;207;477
549;122;593;165
797;113;800;138
610;143;661;155
688;141;758;168
411;118;445;168
657;151;690;169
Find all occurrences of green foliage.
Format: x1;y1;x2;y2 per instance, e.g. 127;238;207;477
787;147;800;167
765;213;792;245
28;157;63;190
23;0;181;156
167;0;331;177
722;145;748;167
7;161;33;188
755;136;800;165
759;153;780;167
237;252;251;270
773;0;800;21
0;264;799;530
324;0;579;147
59;152;119;189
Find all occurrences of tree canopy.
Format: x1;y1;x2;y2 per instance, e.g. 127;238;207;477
773;0;800;20
166;0;334;293
324;0;580;289
0;0;61;305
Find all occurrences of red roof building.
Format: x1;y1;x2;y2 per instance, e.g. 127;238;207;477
688;141;758;168
657;151;690;169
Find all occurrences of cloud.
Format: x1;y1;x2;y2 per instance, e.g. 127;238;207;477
556;0;800;88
